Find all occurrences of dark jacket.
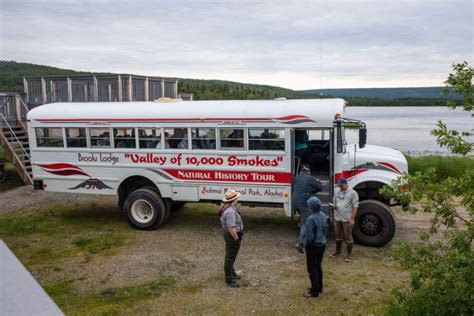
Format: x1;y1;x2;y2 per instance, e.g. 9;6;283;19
302;197;328;246
292;171;323;210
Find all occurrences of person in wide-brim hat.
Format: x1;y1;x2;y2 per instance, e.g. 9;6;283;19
218;189;244;288
222;190;241;203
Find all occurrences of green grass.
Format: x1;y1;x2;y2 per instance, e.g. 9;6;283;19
0;203;131;265
406;155;474;180
44;278;176;314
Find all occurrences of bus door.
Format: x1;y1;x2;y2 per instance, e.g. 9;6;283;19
292;128;333;215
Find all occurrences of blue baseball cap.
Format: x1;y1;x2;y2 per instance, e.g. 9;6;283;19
337;177;348;186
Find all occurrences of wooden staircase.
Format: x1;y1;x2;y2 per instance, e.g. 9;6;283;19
1;122;33;185
1;93;32;185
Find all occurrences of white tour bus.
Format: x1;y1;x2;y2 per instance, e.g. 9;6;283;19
27;98;407;247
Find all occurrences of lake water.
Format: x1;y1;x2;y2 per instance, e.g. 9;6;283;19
343;107;473;156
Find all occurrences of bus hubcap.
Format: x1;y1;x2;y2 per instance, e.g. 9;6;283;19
131;200;154;223
359;214;383;236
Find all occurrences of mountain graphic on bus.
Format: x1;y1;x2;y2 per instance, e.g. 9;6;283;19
37;163;112;190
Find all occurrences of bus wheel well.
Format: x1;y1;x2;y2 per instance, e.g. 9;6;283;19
117;176;160;211
354;181;389;204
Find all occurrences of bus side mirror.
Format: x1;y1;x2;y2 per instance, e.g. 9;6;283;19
359;128;367;149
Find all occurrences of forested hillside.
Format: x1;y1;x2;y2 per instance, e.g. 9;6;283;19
302;86;461;100
179;78;305;100
0;60;456;106
0;61;90;92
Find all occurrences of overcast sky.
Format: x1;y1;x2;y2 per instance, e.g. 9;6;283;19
0;0;472;89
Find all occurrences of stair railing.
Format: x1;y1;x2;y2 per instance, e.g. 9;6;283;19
0;113;31;161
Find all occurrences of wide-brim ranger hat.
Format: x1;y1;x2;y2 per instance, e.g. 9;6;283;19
222;189;241;203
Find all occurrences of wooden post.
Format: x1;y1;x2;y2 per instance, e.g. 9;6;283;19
128;75;133;101
118;75;123;101
15;94;21;123
108;84;112;102
174;80;179;99
67;77;72;102
50;81;55;102
41;78;47;104
145;77;149;101
23;78;28;103
93;76;98;102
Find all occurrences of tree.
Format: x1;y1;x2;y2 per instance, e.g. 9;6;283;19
381;62;474;315
431;61;473;155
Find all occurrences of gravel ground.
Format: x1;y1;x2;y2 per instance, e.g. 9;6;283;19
0;186;436;314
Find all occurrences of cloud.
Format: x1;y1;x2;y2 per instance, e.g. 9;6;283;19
0;0;472;89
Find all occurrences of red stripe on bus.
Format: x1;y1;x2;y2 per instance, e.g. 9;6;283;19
334;169;368;184
377;162;401;174
37;163;83;171
162;169;292;184
41;168;90;177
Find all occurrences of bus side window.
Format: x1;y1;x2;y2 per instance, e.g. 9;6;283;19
192;128;216;149
89;128;111;148
138;128;162;149
65;128;87;148
165;128;188;149
248;128;284;150
220;128;244;150
36;127;64;148
113;128;136;148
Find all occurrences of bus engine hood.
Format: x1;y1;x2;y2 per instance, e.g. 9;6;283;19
346;144;408;175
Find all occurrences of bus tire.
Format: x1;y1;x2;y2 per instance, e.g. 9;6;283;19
353;199;395;247
124;188;166;230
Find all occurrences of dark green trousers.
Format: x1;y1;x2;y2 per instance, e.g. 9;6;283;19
223;231;241;283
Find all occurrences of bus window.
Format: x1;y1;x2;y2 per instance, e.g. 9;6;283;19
220;128;244;150
165;128;188;149
65;128;87;148
192;128;216;150
36;128;64;148
139;128;162;149
248;128;284;150
90;128;111;148
113;128;136;148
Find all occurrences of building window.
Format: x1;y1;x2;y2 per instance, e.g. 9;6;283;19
191;128;216;149
138;128;163;149
164;128;188;149
113;128;136;148
89;128;111;147
220;128;244;150
248;128;285;150
36;128;64;147
65;128;87;148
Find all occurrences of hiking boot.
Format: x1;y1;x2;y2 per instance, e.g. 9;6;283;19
345;242;353;262
232;273;241;280
329;240;342;258
226;280;240;288
303;290;318;298
295;242;304;254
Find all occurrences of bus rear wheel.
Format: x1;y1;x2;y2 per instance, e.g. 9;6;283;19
124;188;166;229
353;199;396;247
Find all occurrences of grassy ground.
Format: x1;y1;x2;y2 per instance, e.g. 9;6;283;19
0;197;414;315
406;155;474;180
0;147;24;193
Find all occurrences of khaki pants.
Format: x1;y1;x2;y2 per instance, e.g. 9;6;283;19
334;221;353;242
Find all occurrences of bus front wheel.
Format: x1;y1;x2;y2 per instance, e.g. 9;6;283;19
124;188;166;229
353;199;396;247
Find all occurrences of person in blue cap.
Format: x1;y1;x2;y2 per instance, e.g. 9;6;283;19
330;177;359;262
300;196;327;297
